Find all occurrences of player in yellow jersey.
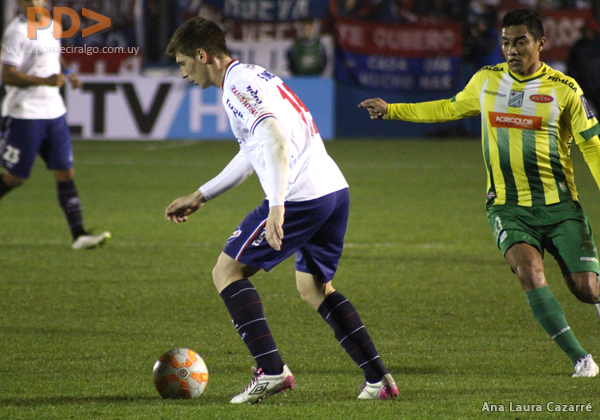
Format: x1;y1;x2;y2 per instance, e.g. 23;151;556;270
359;8;600;377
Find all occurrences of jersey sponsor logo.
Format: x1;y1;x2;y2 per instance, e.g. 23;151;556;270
226;98;243;119
257;70;275;82
547;76;577;92
508;90;524;108
580;95;595;119
530;94;553;103
580;256;598;263
246;85;263;104
230;85;258;116
489;112;543;130
252;230;266;246
480;65;503;72
484;90;506;98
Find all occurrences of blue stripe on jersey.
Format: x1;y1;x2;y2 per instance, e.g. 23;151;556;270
250;114;276;134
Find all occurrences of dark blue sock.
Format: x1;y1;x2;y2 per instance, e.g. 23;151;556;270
220;279;284;375
0;175;12;198
56;180;86;240
318;291;388;383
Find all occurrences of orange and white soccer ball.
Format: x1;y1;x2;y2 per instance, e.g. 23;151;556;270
152;348;209;399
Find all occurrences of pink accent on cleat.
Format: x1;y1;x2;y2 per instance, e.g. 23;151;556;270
358;374;399;400
380;383;399;399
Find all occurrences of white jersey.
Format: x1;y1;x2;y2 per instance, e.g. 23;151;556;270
1;14;66;119
220;60;348;203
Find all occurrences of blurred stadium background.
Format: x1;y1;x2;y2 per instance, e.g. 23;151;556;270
2;1;600;419
2;0;599;142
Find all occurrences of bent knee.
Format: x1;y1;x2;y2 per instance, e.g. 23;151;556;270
568;273;600;304
212;264;232;291
573;287;600;304
297;280;335;310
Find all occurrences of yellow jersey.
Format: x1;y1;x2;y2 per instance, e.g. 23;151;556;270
388;62;600;206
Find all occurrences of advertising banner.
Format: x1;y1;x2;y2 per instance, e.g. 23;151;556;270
334;18;462;92
65;75;335;140
201;0;329;21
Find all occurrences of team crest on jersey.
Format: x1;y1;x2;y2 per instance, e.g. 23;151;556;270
580;95;595;119
227;228;242;243
508;90;524;108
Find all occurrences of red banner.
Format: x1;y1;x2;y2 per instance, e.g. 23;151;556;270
540;9;594;61
334;18;462;58
498;2;594;62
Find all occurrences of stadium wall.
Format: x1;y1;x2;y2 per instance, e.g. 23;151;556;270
65;76;335;140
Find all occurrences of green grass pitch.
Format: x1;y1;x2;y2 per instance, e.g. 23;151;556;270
1;139;599;420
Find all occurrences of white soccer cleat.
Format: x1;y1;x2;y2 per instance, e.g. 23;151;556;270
72;232;111;250
230;364;295;404
572;355;599;378
595;303;600;320
357;373;399;400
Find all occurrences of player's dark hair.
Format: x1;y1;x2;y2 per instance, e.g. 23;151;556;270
166;17;229;59
501;8;545;40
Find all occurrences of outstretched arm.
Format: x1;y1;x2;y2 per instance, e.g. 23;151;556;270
358;72;482;122
165;151;254;224
165;189;206;224
358;98;389;120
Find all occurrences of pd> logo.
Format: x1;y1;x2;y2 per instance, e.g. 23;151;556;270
27;7;112;40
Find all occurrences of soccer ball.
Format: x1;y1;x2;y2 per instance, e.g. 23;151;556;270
152;348;209;399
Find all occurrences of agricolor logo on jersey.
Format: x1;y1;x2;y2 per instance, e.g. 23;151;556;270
489;112;543;130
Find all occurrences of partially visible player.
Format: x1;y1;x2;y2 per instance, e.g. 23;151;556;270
359;8;600;377
1;0;110;249
165;17;397;403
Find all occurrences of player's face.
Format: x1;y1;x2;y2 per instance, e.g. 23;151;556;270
501;25;545;76
18;0;47;15
175;52;211;89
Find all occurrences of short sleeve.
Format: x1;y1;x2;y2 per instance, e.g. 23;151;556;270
1;26;26;67
228;81;275;135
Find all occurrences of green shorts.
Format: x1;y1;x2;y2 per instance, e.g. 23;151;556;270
486;201;599;275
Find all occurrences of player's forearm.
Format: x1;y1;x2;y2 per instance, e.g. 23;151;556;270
256;118;289;207
1;66;51;87
199;151;254;201
579;137;600;190
387;99;461;123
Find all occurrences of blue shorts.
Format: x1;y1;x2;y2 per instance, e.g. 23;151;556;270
0;116;73;179
223;188;350;283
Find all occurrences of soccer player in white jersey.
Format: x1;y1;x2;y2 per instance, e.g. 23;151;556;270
165;17;397;403
0;0;110;249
